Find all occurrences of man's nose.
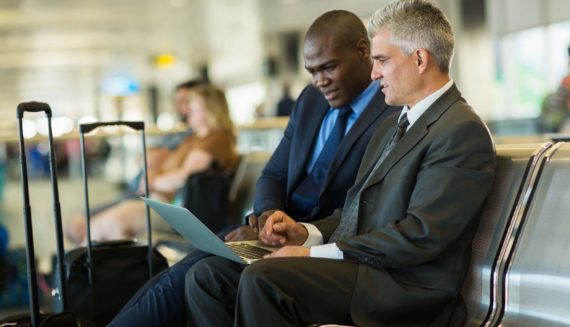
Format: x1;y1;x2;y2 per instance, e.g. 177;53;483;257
313;73;330;88
371;64;383;81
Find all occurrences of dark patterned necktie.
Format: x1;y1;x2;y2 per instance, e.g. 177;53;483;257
289;106;353;218
329;113;409;243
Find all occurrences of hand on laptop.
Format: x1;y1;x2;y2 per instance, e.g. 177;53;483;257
259;211;308;247
264;245;309;258
224;210;275;242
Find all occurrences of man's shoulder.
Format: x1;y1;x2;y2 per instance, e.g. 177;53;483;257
297;84;323;101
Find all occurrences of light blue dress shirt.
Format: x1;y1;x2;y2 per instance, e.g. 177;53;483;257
306;81;380;173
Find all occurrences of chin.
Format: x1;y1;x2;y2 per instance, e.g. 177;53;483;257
328;99;347;108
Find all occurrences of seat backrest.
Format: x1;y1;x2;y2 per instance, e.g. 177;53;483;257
227;152;271;225
461;143;552;326
498;141;570;327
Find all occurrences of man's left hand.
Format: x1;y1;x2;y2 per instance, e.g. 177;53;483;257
264;245;309;258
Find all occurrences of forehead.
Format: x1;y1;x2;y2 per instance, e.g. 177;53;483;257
303;35;347;64
175;88;190;99
371;30;393;54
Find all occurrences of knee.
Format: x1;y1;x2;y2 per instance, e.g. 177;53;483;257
240;260;274;291
185;257;226;296
185;259;209;296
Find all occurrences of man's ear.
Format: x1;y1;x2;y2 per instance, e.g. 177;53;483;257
415;48;429;73
356;39;370;60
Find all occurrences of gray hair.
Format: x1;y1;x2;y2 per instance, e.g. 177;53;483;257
368;0;455;73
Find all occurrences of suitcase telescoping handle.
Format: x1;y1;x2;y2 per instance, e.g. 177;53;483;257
79;120;144;134
79;120;154;282
17;101;68;326
17;101;52;118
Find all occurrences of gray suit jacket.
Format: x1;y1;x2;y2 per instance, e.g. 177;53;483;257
314;84;496;326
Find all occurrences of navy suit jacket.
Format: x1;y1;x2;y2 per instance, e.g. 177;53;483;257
253;84;399;222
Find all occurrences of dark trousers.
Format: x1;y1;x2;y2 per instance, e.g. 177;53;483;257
107;226;238;327
185;256;358;327
107;251;211;327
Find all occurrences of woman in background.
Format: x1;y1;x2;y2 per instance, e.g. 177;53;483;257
66;84;239;244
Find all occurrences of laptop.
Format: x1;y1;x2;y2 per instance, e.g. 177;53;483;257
141;197;277;264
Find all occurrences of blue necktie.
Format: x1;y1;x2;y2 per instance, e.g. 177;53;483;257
290;106;353;219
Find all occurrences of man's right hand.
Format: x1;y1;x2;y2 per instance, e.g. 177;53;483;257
259;211;308;246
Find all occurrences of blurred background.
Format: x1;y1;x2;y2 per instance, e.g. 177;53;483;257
1;0;570;316
1;0;570;139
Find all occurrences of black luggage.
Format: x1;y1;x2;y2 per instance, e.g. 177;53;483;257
0;102;94;327
179;164;231;233
53;121;168;326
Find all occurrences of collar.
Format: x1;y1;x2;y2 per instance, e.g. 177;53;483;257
400;79;453;128
331;81;379;116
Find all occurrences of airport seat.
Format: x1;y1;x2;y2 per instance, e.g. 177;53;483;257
497;141;570;326
461;143;552;326
310;144;553;327
227;152;271;225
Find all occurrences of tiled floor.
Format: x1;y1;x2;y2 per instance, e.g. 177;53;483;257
0;177;122;318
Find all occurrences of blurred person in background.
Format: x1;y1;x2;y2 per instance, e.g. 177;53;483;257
65;84;239;244
539;45;570;133
276;83;295;117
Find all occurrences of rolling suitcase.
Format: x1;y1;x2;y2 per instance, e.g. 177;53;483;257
0;102;94;327
54;121;168;326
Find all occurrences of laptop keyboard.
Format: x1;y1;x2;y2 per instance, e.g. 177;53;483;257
226;243;272;259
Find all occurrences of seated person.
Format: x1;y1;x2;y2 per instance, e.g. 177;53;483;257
121;79;206;199
66;84;239;244
539;55;570;132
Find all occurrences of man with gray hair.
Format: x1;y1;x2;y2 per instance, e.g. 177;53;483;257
185;1;496;325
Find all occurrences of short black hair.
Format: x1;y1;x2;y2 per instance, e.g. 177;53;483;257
305;10;369;50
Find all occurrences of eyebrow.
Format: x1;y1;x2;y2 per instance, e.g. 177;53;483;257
305;59;337;72
371;54;388;60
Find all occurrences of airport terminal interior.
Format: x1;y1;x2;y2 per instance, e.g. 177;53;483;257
1;0;570;325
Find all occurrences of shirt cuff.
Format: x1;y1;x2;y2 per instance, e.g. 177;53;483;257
299;223;323;247
309;243;344;260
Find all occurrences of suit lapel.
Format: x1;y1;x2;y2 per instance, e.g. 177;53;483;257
363;84;463;189
319;89;390;195
289;90;330;190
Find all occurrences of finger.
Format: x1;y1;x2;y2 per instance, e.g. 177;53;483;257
264;212;287;236
257;215;268;230
272;221;289;232
248;215;257;228
264;247;285;258
259;233;285;246
224;230;237;241
262;215;278;236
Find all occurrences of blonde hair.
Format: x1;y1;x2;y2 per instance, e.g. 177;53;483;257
368;0;455;74
190;85;235;136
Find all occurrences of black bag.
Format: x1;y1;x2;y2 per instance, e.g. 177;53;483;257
0;312;92;327
53;121;168;326
0;102;94;327
179;165;231;233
